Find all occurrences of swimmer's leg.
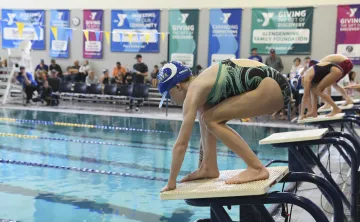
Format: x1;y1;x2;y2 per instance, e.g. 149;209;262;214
181;106;219;182
332;83;353;105
319;86;331;110
314;72;343;116
305;87;318;118
202;77;284;184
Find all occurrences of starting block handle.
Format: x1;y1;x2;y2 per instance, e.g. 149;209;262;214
265;160;289;167
282;172;344;222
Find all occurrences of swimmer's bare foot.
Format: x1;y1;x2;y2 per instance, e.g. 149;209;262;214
326;106;342;117
305;112;318;118
180;165;220;182
225;166;269;184
343;98;353;106
319;104;331;110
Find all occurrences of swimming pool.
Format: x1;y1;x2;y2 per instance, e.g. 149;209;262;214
0;108;293;222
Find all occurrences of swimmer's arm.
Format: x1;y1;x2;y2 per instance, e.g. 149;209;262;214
168;90;202;185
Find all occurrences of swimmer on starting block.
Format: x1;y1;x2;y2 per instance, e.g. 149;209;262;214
300;54;353;120
317;54;353;110
157;59;291;192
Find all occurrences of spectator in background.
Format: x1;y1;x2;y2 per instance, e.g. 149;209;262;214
194;65;203;75
63;66;75;82
151;65;159;87
35;59;49;73
127;54;149;111
248;48;263;63
47;70;62;93
265;49;284;73
112;62;126;84
40;80;58;106
132;54;148;84
49;59;63;77
79;60;91;82
2;59;7;68
69;60;80;82
299;56;311;76
35;70;47;86
345;71;357;97
99;69;111;85
12;66;38;105
160;61;167;67
289;58;303;79
85;70;99;86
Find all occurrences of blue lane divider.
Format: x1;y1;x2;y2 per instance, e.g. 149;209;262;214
0;159;167;182
1;118;175;134
38;136;239;157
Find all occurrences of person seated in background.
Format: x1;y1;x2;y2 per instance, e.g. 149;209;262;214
123;72;133;85
47;70;62;93
39;80;58;106
63;66;74;82
79;60;91;82
49;59;63;78
85;70;99;86
112;62;126;84
151;65;159;87
35;70;48;86
265;49;284;73
69;60;80;82
35;59;49;73
99;69;111;85
12;66;38;105
289;58;303;80
248;48;263;63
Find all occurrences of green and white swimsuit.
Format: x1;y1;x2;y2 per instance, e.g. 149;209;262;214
206;59;291;106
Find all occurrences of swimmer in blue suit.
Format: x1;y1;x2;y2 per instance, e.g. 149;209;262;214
158;59;291;192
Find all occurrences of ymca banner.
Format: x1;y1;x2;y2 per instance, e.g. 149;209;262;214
50;10;70;58
111;10;160;53
168;9;199;70
1;9;45;49
336;5;360;65
83;9;103;59
251;7;313;55
208;8;242;66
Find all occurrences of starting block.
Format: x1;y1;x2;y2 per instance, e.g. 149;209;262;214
335;99;360;105
161;167;289;200
261;128;358;222
318;104;354;113
297;113;345;124
161;166;344;221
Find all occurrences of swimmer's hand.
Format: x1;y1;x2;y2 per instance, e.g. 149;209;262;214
299;115;305;120
161;182;176;193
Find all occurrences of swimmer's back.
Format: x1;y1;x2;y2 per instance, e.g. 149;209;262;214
320;54;348;63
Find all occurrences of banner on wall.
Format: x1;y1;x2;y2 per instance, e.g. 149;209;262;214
168;9;199;69
1;9;45;49
111;10;160;53
251;7;313;55
83;9;103;59
50;10;70;58
336;5;360;65
208;8;242;66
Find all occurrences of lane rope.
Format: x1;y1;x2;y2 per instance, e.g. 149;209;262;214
0;158;167;182
0;132;240;157
0;117;174;134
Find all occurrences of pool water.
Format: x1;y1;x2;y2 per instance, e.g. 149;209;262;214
0;108;294;222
